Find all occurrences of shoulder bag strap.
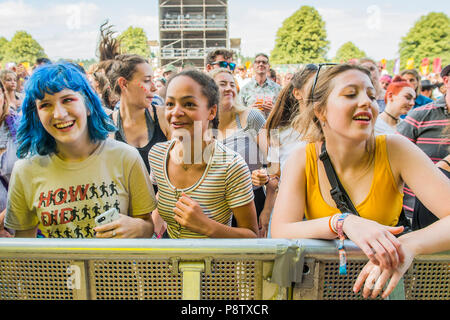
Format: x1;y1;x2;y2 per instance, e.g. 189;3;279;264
319;141;359;216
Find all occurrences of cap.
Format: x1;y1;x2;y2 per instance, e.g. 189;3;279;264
421;79;436;90
440;64;450;78
163;65;176;74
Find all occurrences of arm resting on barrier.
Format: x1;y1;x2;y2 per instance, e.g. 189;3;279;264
354;215;450;299
14;225;38;238
271;146;405;270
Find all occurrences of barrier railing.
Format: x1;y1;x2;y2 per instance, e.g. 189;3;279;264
0;238;448;300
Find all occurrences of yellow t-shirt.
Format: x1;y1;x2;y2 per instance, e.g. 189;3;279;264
5;139;157;238
304;135;403;226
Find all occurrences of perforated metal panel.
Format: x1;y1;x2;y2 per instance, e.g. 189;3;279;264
404;262;449;300
0;259;74;300
201;260;261;300
319;259;449;300
320;260;369;300
89;260;182;300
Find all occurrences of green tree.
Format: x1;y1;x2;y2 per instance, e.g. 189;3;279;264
3;31;47;65
271;6;329;64
399;12;450;70
333;41;366;63
0;37;9;64
118;26;150;57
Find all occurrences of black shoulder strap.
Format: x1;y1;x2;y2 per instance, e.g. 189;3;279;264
319;141;359;216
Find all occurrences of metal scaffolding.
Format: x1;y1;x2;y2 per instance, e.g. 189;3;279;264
159;0;229;69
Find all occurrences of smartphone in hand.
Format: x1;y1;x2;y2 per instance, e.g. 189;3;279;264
95;208;120;226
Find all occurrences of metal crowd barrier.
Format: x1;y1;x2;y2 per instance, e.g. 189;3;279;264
0;238;448;300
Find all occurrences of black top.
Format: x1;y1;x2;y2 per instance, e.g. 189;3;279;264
412;167;450;230
113;105;167;174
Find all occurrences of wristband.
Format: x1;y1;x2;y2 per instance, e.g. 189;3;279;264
328;214;339;235
335;213;350;275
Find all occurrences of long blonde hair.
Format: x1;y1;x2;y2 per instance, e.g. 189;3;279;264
209;68;246;113
0;80;11;123
292;64;375;149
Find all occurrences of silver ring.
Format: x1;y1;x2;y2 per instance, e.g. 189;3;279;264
112;230;116;237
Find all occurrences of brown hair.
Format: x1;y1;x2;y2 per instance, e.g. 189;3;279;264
106;54;149;96
206;48;234;66
97;21;121;62
292;63;373;143
0;80;11;123
266;64;318;141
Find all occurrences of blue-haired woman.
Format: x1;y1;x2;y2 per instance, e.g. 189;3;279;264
4;62;157;239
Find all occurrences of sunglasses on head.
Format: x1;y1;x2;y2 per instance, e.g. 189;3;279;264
310;63;338;101
211;61;236;71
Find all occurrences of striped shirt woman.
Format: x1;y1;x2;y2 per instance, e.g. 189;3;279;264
149;140;255;238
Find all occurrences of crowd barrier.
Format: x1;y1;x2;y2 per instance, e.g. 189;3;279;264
0;238;448;300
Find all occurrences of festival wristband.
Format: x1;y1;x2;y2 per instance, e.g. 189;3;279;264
336;213;350;275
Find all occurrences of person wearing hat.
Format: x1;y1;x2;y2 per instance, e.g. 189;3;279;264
162;65;177;81
420;79;436;99
396;64;450;224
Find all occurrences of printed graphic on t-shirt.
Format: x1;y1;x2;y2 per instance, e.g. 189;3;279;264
37;180;121;238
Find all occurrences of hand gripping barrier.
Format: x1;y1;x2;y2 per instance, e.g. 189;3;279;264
0;238;448;300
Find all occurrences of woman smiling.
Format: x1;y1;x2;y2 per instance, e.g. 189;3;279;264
5;62;157;239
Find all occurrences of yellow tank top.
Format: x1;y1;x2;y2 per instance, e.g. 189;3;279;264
305;135;403;226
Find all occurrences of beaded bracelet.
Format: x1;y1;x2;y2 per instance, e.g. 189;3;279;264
336;213;350;275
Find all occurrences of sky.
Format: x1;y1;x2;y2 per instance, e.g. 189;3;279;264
0;0;448;62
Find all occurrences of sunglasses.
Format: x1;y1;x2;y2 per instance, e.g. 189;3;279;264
310;63;338;101
211;61;236;71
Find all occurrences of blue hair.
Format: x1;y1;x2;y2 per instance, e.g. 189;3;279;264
16;62;117;158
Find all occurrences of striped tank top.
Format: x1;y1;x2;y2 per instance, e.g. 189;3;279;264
304;135;403;226
149;140;254;238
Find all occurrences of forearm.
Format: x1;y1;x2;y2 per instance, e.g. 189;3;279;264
271;216;337;239
261;180;278;213
204;219;257;238
14;226;38;238
399;215;450;256
133;214;154;238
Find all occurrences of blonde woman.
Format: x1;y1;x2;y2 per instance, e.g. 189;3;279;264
0;70;21;111
209;68;270;236
271;64;450;271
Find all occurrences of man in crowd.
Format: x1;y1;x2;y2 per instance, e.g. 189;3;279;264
236;65;251;89
420;79;436;99
397;64;450;220
162;65;177;81
205;48;235;72
239;53;281;117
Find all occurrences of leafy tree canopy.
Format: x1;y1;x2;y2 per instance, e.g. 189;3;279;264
399;12;450;70
271;6;329;64
2;31;47;65
333;41;366;63
118;26;150;57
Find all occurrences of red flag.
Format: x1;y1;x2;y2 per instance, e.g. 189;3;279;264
433;58;442;74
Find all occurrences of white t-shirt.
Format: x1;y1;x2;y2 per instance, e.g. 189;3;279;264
267;127;306;174
5;139;157;238
374;117;396;136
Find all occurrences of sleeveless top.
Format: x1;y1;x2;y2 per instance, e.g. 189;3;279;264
304;135;403;226
113;106;167;174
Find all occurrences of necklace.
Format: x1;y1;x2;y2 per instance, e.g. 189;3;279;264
383;110;399;123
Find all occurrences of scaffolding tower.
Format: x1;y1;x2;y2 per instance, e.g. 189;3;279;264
159;0;229;69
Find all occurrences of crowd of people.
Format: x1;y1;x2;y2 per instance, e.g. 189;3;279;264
0;22;449;299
